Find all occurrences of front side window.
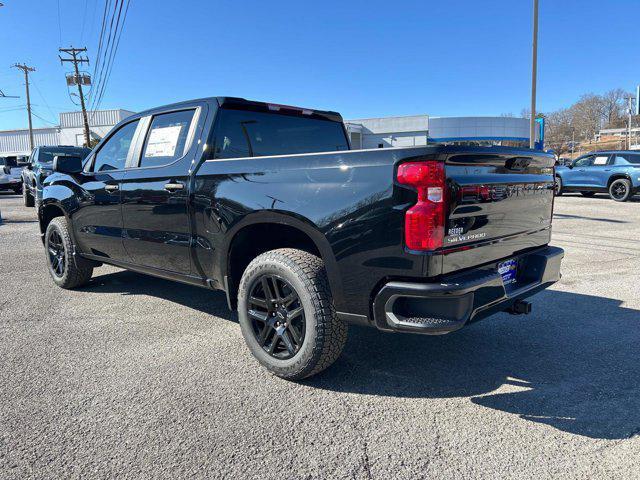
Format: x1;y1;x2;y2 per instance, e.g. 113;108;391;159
139;110;195;168
211;108;349;160
92;120;139;172
573;156;594;168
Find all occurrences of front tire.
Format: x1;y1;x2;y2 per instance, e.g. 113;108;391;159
23;184;34;207
237;248;347;380
554;176;563;196
609;178;632;202
45;217;93;289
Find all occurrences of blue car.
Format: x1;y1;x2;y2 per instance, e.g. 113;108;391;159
555;151;640;202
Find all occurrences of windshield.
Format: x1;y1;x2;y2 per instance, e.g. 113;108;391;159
39;148;90;164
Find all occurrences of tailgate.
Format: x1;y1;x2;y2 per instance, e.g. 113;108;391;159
441;150;555;274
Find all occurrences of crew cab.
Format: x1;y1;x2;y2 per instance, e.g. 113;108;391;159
39;97;564;379
555;150;640;201
22;146;91;207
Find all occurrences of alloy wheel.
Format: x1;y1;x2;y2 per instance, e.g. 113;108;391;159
247;274;306;360
612;182;627;200
47;229;66;278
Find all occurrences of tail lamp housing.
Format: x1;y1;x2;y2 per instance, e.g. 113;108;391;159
397;161;446;251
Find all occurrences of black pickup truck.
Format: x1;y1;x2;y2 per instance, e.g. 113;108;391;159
39;97;563;379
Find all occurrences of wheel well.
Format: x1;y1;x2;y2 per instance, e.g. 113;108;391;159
607;174;631;188
39;204;65;236
226;223;321;308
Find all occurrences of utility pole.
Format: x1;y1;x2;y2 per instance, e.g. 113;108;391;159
12;63;36;151
627;96;635;150
59;47;91;147
529;0;539;149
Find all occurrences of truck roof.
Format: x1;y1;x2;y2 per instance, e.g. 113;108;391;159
134;97;344;124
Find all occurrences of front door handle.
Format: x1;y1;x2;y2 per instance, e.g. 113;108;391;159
164;182;184;192
105;184;119;192
604;169;611;171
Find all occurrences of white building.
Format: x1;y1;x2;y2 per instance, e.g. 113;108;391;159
0;109;135;156
346;115;537;149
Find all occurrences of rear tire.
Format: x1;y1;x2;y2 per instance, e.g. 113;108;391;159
609;178;632;202
580;191;596;197
554;176;563;196
23;184;34;207
45;217;93;289
237;248;347;380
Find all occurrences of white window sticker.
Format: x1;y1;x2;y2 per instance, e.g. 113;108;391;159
593;156;608;165
145;125;183;157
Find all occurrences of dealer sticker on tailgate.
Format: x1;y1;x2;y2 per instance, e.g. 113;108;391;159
497;258;518;285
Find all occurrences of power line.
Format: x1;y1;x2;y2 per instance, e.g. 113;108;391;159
30;78;58;123
31;109;58;126
91;0;131;115
90;0;117;112
80;0;90;42
57;0;62;45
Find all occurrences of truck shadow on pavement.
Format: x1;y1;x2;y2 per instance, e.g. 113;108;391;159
84;271;639;440
310;289;640;441
84;270;236;321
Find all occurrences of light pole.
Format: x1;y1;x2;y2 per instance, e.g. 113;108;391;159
529;0;539;149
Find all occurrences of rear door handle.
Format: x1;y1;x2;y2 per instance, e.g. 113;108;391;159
164;182;184;192
105;184;119;192
604;169;611;171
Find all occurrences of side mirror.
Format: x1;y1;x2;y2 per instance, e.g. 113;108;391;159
567;163;574;169
53;155;83;174
2;166;10;174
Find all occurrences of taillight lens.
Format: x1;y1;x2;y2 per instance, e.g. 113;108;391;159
397;161;446;251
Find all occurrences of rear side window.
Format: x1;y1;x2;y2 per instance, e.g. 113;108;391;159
93;120;139;172
614;153;640;165
139;110;195;168
212;108;349;159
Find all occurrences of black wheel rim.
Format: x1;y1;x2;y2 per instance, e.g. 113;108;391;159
612;182;627;199
247;274;305;360
47;229;66;278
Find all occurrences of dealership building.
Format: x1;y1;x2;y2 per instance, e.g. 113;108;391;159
0;108;540;157
345;115;539;149
0;109;135;156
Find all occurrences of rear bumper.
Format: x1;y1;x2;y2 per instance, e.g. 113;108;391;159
0;178;22;189
372;245;564;334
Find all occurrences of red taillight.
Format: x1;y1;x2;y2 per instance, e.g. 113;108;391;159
397;161;446;251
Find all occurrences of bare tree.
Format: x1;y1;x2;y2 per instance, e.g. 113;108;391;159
601;88;628;128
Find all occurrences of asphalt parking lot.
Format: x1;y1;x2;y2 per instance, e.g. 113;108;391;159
1;191;639;479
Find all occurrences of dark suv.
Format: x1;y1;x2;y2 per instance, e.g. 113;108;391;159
22;146;91;207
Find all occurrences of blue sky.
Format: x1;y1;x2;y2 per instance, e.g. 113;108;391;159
0;0;639;130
